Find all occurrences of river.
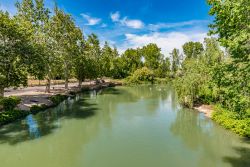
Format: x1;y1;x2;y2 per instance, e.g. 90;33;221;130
0;85;249;167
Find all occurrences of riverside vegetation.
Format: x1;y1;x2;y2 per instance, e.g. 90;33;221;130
0;0;249;137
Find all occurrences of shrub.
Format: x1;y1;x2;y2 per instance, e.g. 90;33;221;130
125;67;155;85
0;96;21;111
155;78;169;84
0;110;29;126
212;106;250;137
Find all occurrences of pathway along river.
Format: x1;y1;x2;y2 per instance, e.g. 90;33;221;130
0;85;249;167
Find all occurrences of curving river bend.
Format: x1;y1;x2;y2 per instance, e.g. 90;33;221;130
0;85;249;167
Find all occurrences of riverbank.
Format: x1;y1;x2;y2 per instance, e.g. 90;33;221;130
194;104;249;138
194;104;214;118
0;81;122;126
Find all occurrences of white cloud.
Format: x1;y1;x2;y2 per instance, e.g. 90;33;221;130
148;20;209;31
110;11;144;29
121;17;144;29
118;30;207;57
110;11;120;22
81;13;101;26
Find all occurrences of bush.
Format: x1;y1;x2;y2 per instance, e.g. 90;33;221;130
0;110;29;126
155;78;170;84
49;94;68;105
212;106;250;137
125;67;155;85
0;96;21;111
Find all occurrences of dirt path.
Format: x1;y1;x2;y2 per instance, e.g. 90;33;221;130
4;82;81;111
4;82;83;97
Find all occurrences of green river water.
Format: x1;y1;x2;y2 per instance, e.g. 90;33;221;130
0;85;249;167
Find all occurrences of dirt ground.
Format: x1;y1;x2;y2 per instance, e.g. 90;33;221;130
194;105;214;118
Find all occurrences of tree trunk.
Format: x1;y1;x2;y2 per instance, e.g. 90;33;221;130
65;64;69;90
78;80;82;88
0;87;4;97
46;78;51;93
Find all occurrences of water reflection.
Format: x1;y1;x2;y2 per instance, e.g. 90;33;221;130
0;85;249;167
170;107;250;167
0;95;97;145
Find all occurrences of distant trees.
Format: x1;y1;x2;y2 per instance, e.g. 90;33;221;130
2;0;248;123
170;48;180;76
174;38;224;107
142;43;162;70
182;41;204;59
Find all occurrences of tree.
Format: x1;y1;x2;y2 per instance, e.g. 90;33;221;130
203;38;224;65
0;11;44;97
86;33;101;79
122;48;143;76
74;48;86;87
50;7;82;90
100;41;114;77
208;0;250;115
171;48;180;75
208;0;249;61
182;41;204;59
16;0;59;93
142;43;161;70
155;57;171;78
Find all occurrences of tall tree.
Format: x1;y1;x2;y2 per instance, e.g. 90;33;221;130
155;57;171;78
0;11;44;97
122;48;142;76
203;38;224;65
142;43;161;70
208;0;250;114
73;37;88;87
182;41;204;59
100;41;114;77
51;7;82;89
86;33;101;79
16;0;57;92
171;48;180;75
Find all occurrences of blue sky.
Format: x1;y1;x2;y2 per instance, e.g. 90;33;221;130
0;0;213;56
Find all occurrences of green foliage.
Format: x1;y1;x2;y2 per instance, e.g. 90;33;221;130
154;57;171;78
125;67;154;85
207;0;250;117
49;94;68;105
0;11;45;96
208;0;250;61
0;110;29;126
212;107;250;137
155;78;170;84
170;48;181;76
122;48;143;76
0;96;21;111
174;38;223;108
142;43;162;70
183;41;204;59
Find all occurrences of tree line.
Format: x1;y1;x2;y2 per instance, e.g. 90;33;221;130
173;0;249;136
0;0;249;116
0;0;174;96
